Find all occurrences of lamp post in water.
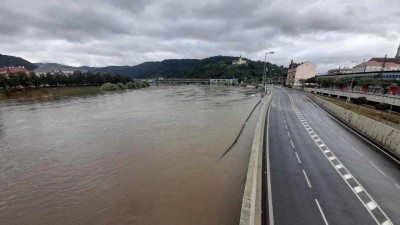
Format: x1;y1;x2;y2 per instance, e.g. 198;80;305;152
264;51;274;94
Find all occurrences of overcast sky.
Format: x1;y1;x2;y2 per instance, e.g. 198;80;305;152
1;0;400;72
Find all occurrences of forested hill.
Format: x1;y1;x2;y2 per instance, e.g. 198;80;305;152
1;54;287;80
0;54;38;70
111;56;287;81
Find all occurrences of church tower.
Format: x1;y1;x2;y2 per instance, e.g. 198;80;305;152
396;42;400;59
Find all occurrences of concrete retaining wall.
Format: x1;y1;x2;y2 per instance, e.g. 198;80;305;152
309;94;400;158
239;92;273;225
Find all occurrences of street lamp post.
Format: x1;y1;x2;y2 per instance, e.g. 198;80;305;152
345;60;359;107
264;51;274;93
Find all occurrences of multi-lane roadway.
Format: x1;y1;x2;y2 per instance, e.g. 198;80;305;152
264;87;400;225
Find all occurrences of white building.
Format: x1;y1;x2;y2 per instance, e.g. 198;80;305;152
232;56;247;65
352;58;400;73
285;61;317;87
352;43;400;73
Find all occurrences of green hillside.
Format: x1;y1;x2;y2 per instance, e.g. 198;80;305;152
131;56;287;82
0;54;38;70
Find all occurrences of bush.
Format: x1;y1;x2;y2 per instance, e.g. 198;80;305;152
126;82;137;89
352;97;367;108
135;82;144;88
117;83;127;89
100;82;117;91
375;103;391;111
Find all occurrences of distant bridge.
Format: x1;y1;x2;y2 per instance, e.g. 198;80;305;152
154;78;238;85
155;78;210;84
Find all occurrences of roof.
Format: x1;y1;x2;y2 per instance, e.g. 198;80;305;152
369;58;400;64
355;59;400;68
0;66;30;73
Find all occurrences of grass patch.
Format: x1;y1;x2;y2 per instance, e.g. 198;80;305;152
0;86;101;101
316;95;400;127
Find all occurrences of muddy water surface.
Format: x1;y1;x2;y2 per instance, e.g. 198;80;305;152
0;85;260;225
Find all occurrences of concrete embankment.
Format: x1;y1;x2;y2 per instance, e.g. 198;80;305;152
239;91;274;225
308;94;400;159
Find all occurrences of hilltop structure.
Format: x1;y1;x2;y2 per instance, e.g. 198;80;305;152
232;55;247;65
285;60;316;87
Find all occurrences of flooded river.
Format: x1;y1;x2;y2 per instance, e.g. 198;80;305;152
0;85;260;225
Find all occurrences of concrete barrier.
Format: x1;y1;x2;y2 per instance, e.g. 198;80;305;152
239;92;273;225
308;94;400;158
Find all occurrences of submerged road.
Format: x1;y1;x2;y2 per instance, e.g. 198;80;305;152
265;87;400;225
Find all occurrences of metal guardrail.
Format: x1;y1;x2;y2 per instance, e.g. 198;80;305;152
304;88;400;107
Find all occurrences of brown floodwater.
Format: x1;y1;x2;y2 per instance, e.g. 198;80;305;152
0;85;260;225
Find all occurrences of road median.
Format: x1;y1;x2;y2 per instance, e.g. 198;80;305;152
239;91;274;225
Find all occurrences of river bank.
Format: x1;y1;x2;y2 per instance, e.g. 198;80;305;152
0;81;150;101
0;86;101;101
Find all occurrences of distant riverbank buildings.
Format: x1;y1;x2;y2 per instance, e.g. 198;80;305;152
0;66;30;74
285;60;317;87
328;42;400;75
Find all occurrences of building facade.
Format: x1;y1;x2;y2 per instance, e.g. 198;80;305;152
232;56;247;65
285;61;317;87
352;58;400;73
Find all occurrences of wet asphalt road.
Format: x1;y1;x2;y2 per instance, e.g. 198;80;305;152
266;87;400;225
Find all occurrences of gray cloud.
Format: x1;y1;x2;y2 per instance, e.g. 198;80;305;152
1;0;399;71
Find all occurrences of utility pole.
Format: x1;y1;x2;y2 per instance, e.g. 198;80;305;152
264;51;274;93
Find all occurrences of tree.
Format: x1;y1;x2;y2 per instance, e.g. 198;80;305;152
375;103;391;116
17;72;32;89
29;72;41;88
0;73;8;88
352;97;367;109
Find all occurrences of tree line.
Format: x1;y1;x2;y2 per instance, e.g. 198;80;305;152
0;71;139;89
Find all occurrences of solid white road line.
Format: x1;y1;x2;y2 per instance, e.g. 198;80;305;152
302;170;312;188
340;137;348;143
352;147;364;157
295;152;301;164
315;199;329;225
369;162;386;176
290;140;295;148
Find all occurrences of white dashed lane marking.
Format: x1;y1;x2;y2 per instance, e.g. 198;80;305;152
315;199;329;225
395;184;400;190
295;152;301;164
287;93;393;225
340;137;348;143
290;140;295;149
303;170;312;188
369;162;386;176
352;147;364;157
